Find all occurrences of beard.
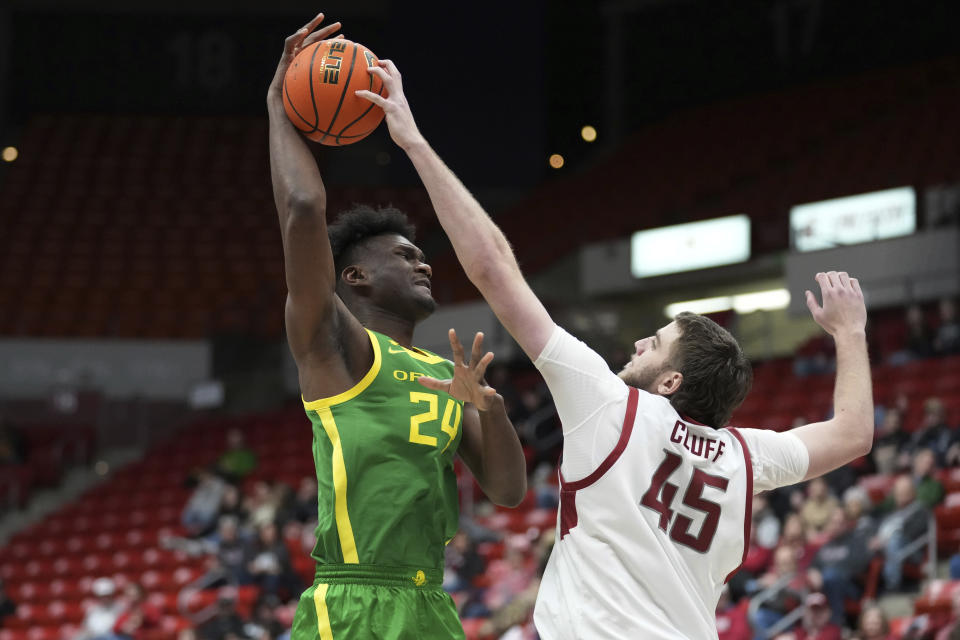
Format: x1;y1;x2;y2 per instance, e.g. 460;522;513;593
618;361;670;394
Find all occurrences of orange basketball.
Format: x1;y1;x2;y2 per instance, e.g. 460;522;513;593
282;39;387;146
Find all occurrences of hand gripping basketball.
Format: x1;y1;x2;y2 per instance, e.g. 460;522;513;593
355;60;426;151
268;13;342;104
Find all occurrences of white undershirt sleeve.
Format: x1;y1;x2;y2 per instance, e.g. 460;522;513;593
735;428;810;493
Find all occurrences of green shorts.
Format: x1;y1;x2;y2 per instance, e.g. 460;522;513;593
290;564;466;640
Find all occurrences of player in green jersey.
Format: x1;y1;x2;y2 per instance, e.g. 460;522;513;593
267;13;528;640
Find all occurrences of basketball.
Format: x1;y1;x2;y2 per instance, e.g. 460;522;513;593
282;39;387;146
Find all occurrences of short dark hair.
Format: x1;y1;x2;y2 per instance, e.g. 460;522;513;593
328;205;416;275
667;312;752;428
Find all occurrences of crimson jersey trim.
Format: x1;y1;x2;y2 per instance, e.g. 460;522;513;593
723;426;753;583
558;386;639;538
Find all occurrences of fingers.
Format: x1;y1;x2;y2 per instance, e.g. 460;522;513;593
367;65;391;84
417;376;448;392
300;11;326;34
448;328;465;366
470;332;485;365
837;271;851;289
379;59;402;78
355;89;389;108
814;272;829;293
302;22;343;48
850;277;863;298
285;12;325;53
475;351;495;381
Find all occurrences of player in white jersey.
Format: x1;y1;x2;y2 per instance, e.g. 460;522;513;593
359;60;873;639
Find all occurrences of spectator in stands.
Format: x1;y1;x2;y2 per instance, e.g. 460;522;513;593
197;589;248;640
934;589;960;640
530;462;559;509
754;493;782;549
791;592;843;640
243;593;286;640
244;480;282;529
212;515;250;586
889;304;934;364
800;478;839;540
870;475;930;592
443;530;485;594
183;469;228;537
716;585;751;640
843;485;877;537
484;534;538;611
850;604;894;640
78;577;123;640
291;476;317;523
779;512;818;572
751;545;807;640
216;429;257;481
217;484;247;525
246;521;300;597
0;416;26;464
904;398;958;468
729;523;773;601
0;579;16;625
911;448;945;509
934;298;960;355
873;409;908;474
806;506;875;626
112;582;162;639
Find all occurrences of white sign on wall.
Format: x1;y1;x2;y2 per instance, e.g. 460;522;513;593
790;187;916;252
631;215;751;278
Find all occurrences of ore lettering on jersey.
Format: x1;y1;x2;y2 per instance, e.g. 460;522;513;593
669;420;725;461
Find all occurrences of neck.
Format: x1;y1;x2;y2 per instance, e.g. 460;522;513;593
353;304;418;347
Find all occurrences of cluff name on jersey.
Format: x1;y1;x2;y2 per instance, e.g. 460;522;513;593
670;420;726;461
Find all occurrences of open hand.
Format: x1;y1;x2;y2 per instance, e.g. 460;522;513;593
804;271;866;338
355;59;426;150
267;12;342;105
419;329;498;410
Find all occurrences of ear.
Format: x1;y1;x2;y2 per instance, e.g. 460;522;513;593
656;370;683;397
341;265;368;287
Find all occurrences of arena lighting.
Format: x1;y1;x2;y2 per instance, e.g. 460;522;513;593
632;215;750;278
1;146;17;162
790;186;916;251
581;125;597;142
548;153;565;169
664;288;791;318
732;289;791;314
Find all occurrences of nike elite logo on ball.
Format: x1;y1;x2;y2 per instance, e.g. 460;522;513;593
283;39;387;146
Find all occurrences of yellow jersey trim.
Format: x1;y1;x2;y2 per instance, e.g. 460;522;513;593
302;329;382;410
317;407;359;564
313;583;335;640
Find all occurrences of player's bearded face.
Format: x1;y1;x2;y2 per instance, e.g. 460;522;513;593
617;322;681;394
618;360;671;393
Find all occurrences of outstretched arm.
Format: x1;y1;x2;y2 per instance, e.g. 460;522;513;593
267;14;344;363
790;271;873;479
357;61;555;361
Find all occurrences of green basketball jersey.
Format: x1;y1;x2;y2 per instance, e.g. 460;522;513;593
303;329;464;572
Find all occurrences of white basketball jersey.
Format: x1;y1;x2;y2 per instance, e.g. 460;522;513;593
531;325;809;640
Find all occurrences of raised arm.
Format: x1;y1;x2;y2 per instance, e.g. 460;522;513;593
356;62;555;361
267;14;344;362
791;271;873;479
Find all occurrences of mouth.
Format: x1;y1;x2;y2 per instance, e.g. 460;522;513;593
414;279;432;291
